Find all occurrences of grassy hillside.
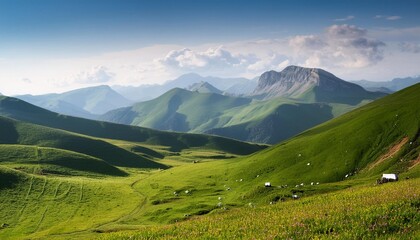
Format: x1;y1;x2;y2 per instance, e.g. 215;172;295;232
0;96;265;155
0;116;166;169
101;88;252;131
229;82;420;187
100;178;420;239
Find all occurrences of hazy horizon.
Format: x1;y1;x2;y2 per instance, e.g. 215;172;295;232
1;0;419;95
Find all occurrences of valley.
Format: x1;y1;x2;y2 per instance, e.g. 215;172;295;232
0;82;419;239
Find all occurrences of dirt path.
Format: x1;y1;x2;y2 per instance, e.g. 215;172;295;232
368;137;409;170
408;153;420;170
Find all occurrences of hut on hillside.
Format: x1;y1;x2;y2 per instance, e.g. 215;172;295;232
377;173;398;184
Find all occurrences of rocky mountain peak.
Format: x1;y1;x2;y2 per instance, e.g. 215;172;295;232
187;81;222;94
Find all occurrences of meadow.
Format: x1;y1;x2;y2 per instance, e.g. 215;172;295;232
99;178;420;239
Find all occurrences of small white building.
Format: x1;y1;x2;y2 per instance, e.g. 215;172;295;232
378;173;398;184
382;173;398;181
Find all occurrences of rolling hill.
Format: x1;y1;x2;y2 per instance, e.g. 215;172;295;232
0;115;165;169
16;85;133;118
0;145;127;176
251;65;386;104
0;95;264;155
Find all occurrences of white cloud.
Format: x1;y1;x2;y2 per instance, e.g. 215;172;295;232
72;65;114;84
289;24;385;68
386;16;402;20
334;15;355;22
374;15;402;20
158;46;253;70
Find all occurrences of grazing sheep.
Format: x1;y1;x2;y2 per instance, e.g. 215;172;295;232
265;182;271;187
292;194;299;200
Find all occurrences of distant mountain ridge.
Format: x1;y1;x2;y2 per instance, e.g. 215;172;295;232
251;66;385;104
112;73;256;102
16;85;133;118
187;81;223;94
351;76;420;92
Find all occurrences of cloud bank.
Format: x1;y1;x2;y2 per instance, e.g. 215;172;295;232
73;66;115;84
289;24;385;68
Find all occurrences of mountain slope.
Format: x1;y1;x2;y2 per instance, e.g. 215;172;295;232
0;96;264;155
206;100;334;143
16;85;132;117
252;66;386;104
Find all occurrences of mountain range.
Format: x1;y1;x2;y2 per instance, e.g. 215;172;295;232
15;85;133;119
100;66;386;144
112;73;257;102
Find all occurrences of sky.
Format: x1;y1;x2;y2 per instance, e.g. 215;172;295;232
0;0;419;95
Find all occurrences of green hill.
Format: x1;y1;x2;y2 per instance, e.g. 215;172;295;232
0;115;166;169
101;88;252;132
100;87;377;144
0;96;264;155
230;82;420;187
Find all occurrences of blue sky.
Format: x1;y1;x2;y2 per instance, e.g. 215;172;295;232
0;0;419;94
